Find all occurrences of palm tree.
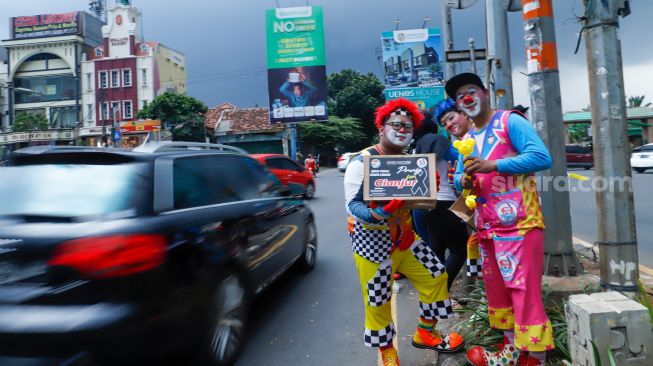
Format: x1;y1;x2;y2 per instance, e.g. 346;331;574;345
627;95;652;108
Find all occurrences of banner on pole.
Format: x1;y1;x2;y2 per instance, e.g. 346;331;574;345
266;6;328;123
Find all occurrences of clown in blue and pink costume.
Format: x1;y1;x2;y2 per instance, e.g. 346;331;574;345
448;72;554;366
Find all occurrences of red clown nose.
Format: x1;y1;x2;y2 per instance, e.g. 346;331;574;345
463;95;475;105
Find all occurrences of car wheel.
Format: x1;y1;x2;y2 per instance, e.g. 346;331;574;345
203;270;249;366
297;220;317;272
634;168;646;173
304;183;315;199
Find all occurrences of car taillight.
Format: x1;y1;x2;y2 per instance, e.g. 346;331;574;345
49;234;166;279
338;156;345;161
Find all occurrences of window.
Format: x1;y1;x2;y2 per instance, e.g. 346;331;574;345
86;104;93;121
245;158;282;198
141;69;147;85
123;100;133;119
122;69;132;87
50;106;78;129
110;70;120;88
173;156;260;210
140;44;149;54
99;102;110;120
110;101;121;119
99;71;108;89
94;47;104;58
85;73;92;90
14;75;76;103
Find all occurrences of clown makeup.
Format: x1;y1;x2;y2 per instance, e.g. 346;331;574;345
456;86;483;118
383;117;413;147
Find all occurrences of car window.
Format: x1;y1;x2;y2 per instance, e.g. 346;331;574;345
280;158;302;171
634;145;653;152
0;163;147;218
173;156;259;209
265;158;286;170
244;158;283;198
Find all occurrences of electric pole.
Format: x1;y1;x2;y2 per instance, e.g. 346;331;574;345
582;0;638;294
468;38;477;74
441;3;456;80
521;0;579;276
486;0;514;110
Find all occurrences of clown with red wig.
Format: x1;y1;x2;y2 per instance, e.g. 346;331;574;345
343;98;465;366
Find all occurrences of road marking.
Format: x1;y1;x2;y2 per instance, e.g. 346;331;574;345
377;290;399;366
573;235;653;277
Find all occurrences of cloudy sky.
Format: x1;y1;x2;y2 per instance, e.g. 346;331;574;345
2;0;651;112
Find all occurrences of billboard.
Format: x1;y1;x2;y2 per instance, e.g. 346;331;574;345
266;6;328;123
381;28;445;110
11;12;81;40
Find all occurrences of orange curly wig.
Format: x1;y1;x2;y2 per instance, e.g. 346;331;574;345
374;98;424;130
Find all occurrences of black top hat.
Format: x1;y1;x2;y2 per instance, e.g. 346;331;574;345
445;72;486;99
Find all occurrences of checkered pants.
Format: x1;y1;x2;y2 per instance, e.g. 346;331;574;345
466;258;483;277
351;221;392;263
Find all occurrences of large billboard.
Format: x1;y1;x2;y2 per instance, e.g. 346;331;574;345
10;12;81;40
266;6;328;123
382;28;445;110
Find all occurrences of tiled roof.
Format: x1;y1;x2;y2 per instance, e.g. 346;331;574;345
564;107;653;122
204;102;237;129
217;108;284;134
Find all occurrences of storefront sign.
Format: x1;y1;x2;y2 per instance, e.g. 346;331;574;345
0;130;74;145
78;126;111;137
119;119;161;133
11;12;80;40
266;6;328;123
110;37;129;46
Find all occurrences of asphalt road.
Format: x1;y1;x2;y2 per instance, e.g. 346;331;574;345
568;168;653;268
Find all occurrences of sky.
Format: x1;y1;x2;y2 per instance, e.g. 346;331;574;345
1;0;652;112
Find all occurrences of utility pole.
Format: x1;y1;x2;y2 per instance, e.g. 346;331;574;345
468;38;477;74
521;0;579;276
441;3;456;80
582;0;638;294
486;0;514;110
290;123;297;161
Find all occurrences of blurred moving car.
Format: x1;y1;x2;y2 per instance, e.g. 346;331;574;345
631;143;653;173
251;154;315;199
337;152;354;172
565;145;594;169
0;143;317;366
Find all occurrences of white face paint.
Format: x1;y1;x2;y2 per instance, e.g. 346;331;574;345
385;128;413;147
456;86;484;118
461;95;482;117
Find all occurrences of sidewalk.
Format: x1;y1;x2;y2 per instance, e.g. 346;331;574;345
389;236;653;366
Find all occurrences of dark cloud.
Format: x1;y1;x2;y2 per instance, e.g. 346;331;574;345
1;0;650;110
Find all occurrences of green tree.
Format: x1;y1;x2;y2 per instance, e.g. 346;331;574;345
298;116;366;157
13;112;49;132
327;69;385;145
568;123;590;144
137;92;208;141
628;95;651;108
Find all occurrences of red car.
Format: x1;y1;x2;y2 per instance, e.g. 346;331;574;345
565;145;594;169
252;154;316;199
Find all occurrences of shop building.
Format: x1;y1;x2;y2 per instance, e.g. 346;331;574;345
80;0;186;147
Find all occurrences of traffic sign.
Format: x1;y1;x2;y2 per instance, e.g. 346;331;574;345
445;49;487;62
113;130;121;141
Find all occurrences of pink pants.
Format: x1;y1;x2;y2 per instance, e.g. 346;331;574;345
479;229;554;352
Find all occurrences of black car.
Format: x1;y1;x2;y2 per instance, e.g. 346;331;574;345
0;142;317;365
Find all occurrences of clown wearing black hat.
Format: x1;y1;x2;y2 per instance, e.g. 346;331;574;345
344;98;464;366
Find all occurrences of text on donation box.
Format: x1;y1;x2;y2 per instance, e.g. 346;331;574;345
363;154;437;201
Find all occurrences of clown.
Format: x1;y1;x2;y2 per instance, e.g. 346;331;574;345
446;73;554;366
344;98;465;366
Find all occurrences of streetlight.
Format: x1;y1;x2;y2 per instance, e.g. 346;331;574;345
395;19;401;30
421;16;431;29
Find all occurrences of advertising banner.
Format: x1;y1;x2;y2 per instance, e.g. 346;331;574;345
11;12;81;40
266;6;328;123
381;28;445;110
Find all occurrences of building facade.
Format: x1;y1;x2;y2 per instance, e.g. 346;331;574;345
80;1;186;147
1;11;104;151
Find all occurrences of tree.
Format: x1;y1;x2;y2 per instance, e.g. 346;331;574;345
627;95;651;108
568;123;590;144
137;92;208;141
298;116;366;158
13;112;49;132
327;69;385;145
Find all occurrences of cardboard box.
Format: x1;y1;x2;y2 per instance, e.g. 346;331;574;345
449;194;476;231
363;154;437;209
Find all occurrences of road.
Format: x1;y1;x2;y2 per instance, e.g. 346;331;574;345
567;168;653;267
237;168;444;366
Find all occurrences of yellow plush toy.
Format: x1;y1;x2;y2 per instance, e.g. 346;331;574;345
453;138;477;209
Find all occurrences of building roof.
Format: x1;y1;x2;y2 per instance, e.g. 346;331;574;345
564;107;653;123
215;107;284;135
204;102;237;130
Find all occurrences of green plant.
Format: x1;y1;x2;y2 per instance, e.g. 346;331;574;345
635;279;653;329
